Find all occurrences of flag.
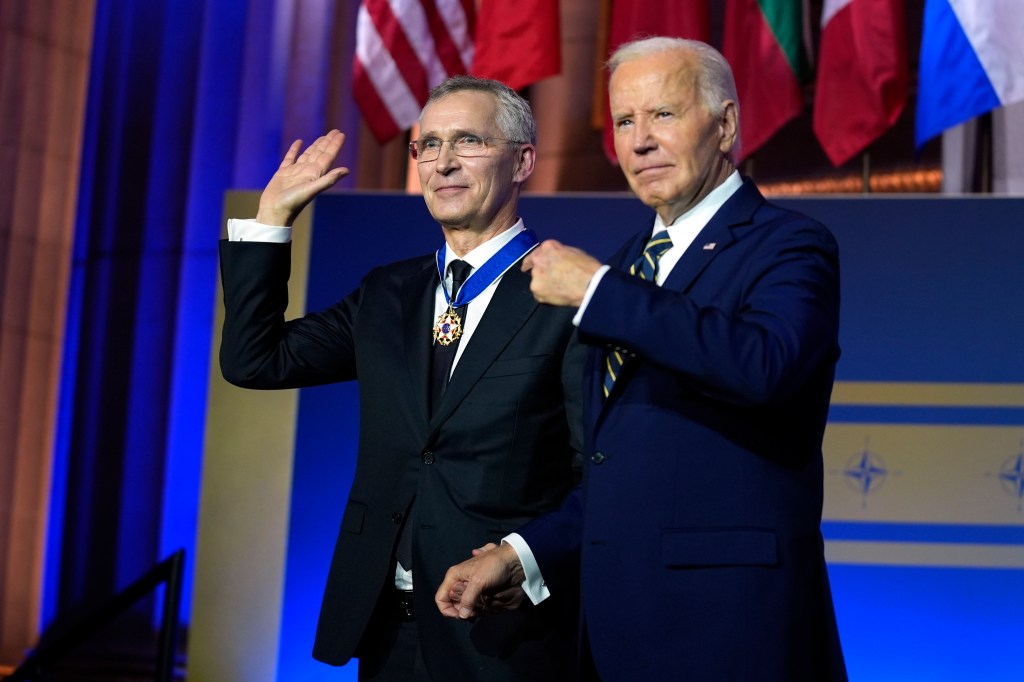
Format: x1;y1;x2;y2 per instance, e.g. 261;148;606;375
915;0;1024;148
600;0;710;163
353;0;475;143
724;0;811;161
813;0;908;166
472;0;560;91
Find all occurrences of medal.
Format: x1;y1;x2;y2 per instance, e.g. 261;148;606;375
433;305;463;346
431;227;539;342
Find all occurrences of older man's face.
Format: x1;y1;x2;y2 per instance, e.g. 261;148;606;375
417;90;529;234
610;50;735;224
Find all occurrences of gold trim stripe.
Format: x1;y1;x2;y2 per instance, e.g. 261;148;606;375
825;540;1024;569
831;382;1024;408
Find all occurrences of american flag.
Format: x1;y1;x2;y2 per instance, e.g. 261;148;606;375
353;0;475;144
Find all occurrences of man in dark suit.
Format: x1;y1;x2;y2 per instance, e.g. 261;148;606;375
219;76;582;680
436;38;848;680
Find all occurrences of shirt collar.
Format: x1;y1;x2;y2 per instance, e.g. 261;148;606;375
654;171;742;240
443;219;526;273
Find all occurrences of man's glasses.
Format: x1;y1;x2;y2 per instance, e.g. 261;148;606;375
408;134;523;162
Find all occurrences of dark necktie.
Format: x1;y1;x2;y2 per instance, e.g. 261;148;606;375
602;231;673;398
430;259;473;415
396;260;472;573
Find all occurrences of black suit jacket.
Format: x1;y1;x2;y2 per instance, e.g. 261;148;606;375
219;239;583;680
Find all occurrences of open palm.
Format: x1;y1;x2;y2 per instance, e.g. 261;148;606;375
257;129;349;226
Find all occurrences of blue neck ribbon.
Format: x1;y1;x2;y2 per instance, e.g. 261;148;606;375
436;228;539;307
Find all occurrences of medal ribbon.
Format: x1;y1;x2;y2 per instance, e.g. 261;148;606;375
435;228;539;306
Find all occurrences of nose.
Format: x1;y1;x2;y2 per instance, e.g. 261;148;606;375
433;141;460;174
630;118;656;154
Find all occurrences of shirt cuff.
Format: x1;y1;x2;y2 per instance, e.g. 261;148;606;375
227;218;292;243
572;265;610;326
502;533;550;605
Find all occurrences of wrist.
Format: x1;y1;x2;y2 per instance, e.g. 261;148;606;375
256;206;294;227
500;542;526;584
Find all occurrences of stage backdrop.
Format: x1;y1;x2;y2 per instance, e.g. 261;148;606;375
193;191;1024;681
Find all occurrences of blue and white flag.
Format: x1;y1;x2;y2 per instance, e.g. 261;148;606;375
915;0;1024;148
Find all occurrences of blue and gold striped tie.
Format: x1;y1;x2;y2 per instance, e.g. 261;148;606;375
603;230;673;398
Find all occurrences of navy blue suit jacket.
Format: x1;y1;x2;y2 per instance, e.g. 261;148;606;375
519;179;848;680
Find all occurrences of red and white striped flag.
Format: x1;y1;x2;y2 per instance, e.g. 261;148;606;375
353;0;475;143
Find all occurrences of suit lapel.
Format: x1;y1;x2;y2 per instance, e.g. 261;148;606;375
594;179;766;412
583;345;606;432
587;231;648;420
661;179;763;293
660;220;735;293
402;258;440;426
427;264;537;435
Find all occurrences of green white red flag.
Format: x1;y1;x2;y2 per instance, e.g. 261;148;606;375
723;0;811;161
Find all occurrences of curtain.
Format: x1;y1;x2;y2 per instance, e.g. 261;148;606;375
0;0;96;665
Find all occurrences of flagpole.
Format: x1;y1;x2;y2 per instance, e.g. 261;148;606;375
972;112;993;193
591;0;611;131
861;151;871;194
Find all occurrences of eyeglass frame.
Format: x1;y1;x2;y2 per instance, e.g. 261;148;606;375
408;134;526;162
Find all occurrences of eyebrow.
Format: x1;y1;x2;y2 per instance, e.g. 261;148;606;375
417;128;480;139
612;102;693;120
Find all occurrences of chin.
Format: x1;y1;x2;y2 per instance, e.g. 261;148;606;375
435;212;471;228
635;190;664;209
427;202;464;222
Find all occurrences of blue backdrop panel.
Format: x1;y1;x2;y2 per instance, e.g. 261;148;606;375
784;197;1024;383
279;192;1023;679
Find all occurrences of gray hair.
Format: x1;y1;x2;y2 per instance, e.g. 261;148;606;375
423;75;537;145
609;37;741;160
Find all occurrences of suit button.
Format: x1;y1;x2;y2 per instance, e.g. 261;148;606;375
422;451;435;465
591;451;606;465
391;512;403;524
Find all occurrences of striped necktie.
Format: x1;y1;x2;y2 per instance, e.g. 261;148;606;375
603;230;673;398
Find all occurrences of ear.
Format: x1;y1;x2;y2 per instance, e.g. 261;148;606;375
718;100;738;155
512;143;536;184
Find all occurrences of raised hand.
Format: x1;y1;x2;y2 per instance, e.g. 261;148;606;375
257;129;349;227
521;239;602;307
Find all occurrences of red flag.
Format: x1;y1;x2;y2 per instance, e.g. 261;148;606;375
724;0;810;161
472;0;561;91
353;0;475;143
813;0;908;166
601;0;710;163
